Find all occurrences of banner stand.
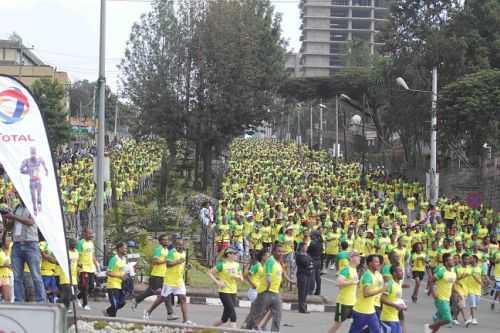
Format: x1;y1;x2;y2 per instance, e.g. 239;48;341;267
0;75;78;332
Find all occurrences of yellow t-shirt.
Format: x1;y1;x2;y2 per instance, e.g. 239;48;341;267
380;279;403;322
411;252;426;272
325;232;340;255
76;239;96;273
249;262;264;291
0;249;11;278
40;241;56;277
465;265;484;296
150;245;167;277
59;249;79;285
265;256;282;294
434;266;457;300
453;265;470;297
354;270;383;314
164;249;186;288
215;260;240;294
107;254;126;289
494;250;500;280
336;266;358;306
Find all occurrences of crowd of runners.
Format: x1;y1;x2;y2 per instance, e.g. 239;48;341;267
0;138;498;333
208;139;499;332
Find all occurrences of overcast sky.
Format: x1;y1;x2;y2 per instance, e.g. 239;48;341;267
0;0;300;92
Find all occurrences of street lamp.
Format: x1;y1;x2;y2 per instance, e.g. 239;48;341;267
318;103;328;151
483;142;492;160
396;67;438;205
340;93;367;189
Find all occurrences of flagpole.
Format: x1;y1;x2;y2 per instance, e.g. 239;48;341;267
95;0;106;264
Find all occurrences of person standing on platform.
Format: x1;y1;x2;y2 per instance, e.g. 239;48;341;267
295;242;314;313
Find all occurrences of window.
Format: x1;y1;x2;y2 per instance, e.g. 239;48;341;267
329;55;345;67
330;31;348;41
352;31;370;41
352;20;371;30
375;0;390;7
352;8;371;18
332;0;349;5
353;0;371;6
330;44;346;54
331;20;348;28
331;8;348;17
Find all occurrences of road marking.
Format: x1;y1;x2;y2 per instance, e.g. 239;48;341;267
322;277;336;284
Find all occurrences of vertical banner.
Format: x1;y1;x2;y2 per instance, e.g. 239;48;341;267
0;75;69;278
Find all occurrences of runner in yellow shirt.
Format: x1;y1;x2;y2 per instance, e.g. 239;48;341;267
208;247;243;328
76;228;100;310
327;251;360;333
145;239;190;323
58;239;79;310
0;240;12;302
464;254;486;327
381;265;406;333
133;234;176;320
425;253;457;333
410;242;426;303
104;242;128;317
348;254;387;333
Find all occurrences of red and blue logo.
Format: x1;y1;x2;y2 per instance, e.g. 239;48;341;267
0;87;30;124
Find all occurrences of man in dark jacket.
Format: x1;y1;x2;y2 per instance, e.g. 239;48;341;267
307;231;323;296
295;242;314;313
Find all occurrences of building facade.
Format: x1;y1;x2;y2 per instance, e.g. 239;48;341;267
0;37;70;88
299;0;392;77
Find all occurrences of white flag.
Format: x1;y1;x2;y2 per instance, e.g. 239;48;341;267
0;75;69;278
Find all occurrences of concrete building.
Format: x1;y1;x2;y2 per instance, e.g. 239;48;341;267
285;52;302;78
299;0;392;77
0;37;70;88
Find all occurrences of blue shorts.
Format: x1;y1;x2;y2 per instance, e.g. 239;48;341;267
42;276;58;292
468;294;480;308
495;280;500;292
348;311;380;333
382;321;402;333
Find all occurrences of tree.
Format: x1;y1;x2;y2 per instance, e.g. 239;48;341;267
31;78;72;149
69;79;121;131
439;69;500;164
191;0;286;188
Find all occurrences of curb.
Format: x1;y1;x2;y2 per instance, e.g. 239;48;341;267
182;296;335;313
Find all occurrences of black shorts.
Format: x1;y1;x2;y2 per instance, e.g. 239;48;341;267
412;271;425;280
334;303;353;322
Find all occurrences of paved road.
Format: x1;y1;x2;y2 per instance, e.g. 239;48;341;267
78;270;500;333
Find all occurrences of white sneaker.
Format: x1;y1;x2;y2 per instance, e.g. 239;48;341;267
183;320;196;325
143;310;150;320
465;319;472;328
452;319;460;325
76;300;82;308
424;323;431;333
83;305;91;311
67;308;73;314
471;318;478;325
329;265;335;270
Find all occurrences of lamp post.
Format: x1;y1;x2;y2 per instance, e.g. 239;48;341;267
340;93;367;189
396;66;438;205
319;103;332;156
483;142;492;160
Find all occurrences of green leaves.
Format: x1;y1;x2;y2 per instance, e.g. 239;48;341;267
31;78;72;149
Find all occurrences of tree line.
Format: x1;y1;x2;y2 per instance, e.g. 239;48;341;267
119;0;287;201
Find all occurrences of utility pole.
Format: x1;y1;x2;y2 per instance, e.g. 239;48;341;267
297;105;301;145
430;66;438;205
114;102;119;139
319;103;323;150
335;95;339;159
95;0;106;264
309;104;313;149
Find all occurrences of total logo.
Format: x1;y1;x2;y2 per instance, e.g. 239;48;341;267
0;87;30;125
